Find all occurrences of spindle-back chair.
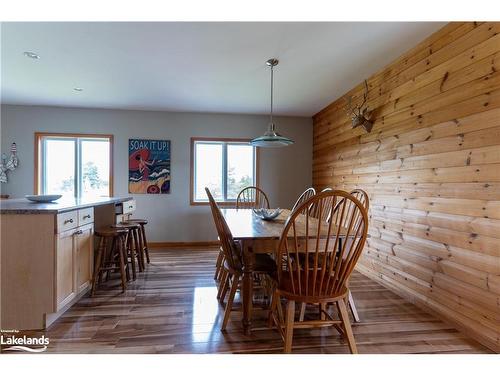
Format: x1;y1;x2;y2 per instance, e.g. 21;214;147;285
206;187;276;331
236;186;270;209
269;190;368;353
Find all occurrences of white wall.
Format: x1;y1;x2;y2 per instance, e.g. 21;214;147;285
0;105;312;242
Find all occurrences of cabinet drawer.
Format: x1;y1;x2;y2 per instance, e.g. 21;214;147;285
78;208;94;226
122;200;136;214
57;211;78;233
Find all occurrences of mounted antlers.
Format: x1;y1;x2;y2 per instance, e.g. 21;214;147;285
344;80;374;133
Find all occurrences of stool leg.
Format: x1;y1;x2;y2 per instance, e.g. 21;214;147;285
105;237;115;282
126;231;137;280
141;224;150;264
134;228;145;272
99;237;110;286
91;236;105;296
122;234;131;282
117;236;127;293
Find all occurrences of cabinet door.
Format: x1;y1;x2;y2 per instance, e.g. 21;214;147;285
56;229;76;310
75;224;94;293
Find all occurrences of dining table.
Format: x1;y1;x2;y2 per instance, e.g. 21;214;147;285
220;208;351;335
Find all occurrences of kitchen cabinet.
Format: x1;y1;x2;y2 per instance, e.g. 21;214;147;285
55;222;94;311
0;196;133;330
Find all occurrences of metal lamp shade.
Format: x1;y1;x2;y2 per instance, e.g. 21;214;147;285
250;123;294;147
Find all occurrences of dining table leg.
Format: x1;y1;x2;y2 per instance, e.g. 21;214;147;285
241;241;254;335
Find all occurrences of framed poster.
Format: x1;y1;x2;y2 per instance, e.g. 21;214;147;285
128;139;171;194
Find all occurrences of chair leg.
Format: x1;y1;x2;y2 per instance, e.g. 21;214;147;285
348;291;360;323
214;251;224;280
221;274;239;331
338;298;358;354
217;257;226;282
284;300;295;354
320;302;327;320
276;294;285;326
268;290;279;328
299;302;306;322
217;269;228;300
220;273;231;302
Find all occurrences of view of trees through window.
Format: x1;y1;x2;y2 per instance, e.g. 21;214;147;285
193;140;255;202
60;162;109;194
41;135;111;199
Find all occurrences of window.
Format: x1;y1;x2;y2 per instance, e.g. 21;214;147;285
190;138;258;204
35;133;113;199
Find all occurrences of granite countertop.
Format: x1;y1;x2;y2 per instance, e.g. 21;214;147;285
0;196;133;214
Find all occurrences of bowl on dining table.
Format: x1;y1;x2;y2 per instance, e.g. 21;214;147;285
252;208;282;221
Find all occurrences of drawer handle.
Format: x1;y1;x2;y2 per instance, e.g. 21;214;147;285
128;205;134;209
73;230;83;236
83;214;91;219
64;218;74;224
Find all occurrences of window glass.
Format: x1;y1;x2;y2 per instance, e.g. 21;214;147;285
44;139;76;198
192;140;256;203
81;139;110;198
195;143;223;201
39;135;112;198
227;144;254;199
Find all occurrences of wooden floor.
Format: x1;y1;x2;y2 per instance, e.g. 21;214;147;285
11;249;492;354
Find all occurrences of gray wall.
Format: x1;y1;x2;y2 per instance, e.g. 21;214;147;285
0;104;312;242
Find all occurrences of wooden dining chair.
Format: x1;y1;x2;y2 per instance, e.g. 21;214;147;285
215;185;270;282
291;187;316;212
269;190;368;353
236;186;270;209
206;188;276;331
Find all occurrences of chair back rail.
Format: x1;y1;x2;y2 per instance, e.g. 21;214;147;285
276;190;368;299
330;189;369;228
291;187;316;213
236;186;270;209
206;188;242;272
349;189;369;211
309;187;333;222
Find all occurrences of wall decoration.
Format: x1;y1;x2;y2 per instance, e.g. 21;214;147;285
344;80;374;133
0;143;19;183
128;139;170;194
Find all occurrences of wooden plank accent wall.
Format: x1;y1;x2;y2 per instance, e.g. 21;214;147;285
312;22;500;352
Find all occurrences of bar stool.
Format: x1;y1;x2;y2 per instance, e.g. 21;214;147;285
112;222;142;280
92;227;129;295
124;219;150;265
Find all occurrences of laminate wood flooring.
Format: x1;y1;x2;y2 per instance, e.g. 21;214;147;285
3;249;491;354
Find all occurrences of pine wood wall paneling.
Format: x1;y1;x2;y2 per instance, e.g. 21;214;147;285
312;22;500;352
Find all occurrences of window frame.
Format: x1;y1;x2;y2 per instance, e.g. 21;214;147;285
34;132;114;198
190;137;260;206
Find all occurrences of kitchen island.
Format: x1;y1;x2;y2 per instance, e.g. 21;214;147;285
0;196;135;330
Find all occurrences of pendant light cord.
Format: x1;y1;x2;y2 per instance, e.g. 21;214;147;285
270;64;274;128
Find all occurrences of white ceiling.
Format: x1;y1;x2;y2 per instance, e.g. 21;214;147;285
1;22;445;117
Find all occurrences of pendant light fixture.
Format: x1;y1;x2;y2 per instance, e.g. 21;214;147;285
250;58;294;147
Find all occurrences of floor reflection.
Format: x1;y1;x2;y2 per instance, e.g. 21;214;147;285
191;286;221;342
